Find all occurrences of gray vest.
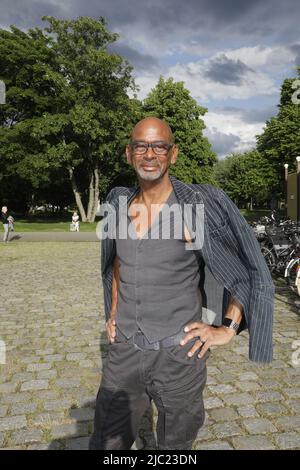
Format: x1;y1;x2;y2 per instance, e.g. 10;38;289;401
115;190;202;343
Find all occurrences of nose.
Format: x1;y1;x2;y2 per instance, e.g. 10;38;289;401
144;146;156;159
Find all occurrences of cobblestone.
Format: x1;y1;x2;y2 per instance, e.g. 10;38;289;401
10;403;37;416
65;436;90;450
274;433;300;449
256;402;289;417
243;418;278;434
194;440;233;450
211;421;244;439
236;406;259;421
43;399;73;412
55;378;81;389
69;408;95;422
274;416;300;432
232;435;276;450
0;406;8;418
21;380;49;392
27;363;52;372
0;415;27;432
0;382;17;393
222;393;255;406
0;242;299;450
11;429;44;445
204;397;224;409
51;422;89;439
209;408;239;421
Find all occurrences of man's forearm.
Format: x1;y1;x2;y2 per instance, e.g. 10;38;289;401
224;296;243;325
220;295;244;338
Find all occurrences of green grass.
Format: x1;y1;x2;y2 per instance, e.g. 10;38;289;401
1;209;282;232
12;220;99;232
240;209;272;222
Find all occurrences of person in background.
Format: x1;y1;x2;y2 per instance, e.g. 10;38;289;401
7;215;14;232
72;211;80;232
1;206;10;242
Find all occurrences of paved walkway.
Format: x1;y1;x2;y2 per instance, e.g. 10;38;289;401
5;232;98;242
0;242;299;450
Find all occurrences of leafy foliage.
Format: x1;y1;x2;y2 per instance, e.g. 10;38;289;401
213;150;278;206
257;68;300;196
143;77;217;184
0;17;139;219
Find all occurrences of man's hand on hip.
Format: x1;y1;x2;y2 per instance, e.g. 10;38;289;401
106;313;117;343
181;321;236;359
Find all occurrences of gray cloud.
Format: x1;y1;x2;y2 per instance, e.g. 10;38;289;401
290;44;300;66
216;105;278;123
204;128;241;157
204;55;254;85
1;0;300;54
241;106;278;123
1;0;296;161
0;1;159;73
108;43;159;71
0;1;65;30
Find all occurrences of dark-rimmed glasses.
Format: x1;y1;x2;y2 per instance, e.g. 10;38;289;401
130;141;173;156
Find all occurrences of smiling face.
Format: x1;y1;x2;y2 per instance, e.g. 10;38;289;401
126;117;178;182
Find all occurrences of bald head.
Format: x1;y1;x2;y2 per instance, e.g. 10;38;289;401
126;116;178;182
131;117;174;143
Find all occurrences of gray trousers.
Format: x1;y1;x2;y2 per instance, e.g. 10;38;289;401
3;224;9;242
89;339;209;450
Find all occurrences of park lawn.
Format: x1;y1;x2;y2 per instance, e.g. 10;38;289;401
4;210;273;232
240;209;272;222
13;220;99;232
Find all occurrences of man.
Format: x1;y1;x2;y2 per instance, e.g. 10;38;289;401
1;206;10;242
89;117;274;450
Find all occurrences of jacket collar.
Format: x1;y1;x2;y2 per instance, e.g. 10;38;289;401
169;176;203;205
118;176;203;208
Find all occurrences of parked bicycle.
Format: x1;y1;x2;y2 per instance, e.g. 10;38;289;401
261;223;300;295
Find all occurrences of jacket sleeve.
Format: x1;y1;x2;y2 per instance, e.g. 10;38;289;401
101;188;117;322
218;188;275;363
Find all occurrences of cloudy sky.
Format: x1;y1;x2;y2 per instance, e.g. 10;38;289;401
1;0;300;157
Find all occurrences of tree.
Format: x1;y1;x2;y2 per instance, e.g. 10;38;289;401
257;68;300;197
0;17;140;220
213;151;278;208
143;77;217;183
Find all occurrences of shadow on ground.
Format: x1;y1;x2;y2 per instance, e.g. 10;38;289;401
274;277;300;317
48;330;157;450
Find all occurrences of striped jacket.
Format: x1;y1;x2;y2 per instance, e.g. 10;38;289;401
101;176;275;363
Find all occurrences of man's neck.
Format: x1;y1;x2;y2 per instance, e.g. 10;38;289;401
137;174;173;206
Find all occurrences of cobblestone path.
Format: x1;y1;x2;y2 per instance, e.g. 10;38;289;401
0;242;299;450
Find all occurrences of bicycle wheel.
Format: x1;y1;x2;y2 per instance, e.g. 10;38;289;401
261;245;276;273
286;257;300;296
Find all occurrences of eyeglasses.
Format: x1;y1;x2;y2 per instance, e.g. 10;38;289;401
130;141;173;156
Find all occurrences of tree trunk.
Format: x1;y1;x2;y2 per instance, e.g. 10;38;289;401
86;172;95;222
28;193;36;215
68;167;87;222
91;167;100;222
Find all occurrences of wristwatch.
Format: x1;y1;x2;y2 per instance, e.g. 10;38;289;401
222;317;239;333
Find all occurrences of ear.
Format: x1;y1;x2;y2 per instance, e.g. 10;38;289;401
125;145;132;165
170;145;178;165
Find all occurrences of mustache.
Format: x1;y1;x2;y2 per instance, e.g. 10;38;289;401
139;162;161;168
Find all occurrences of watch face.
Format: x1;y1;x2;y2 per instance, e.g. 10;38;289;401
223;318;232;327
223;318;239;331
